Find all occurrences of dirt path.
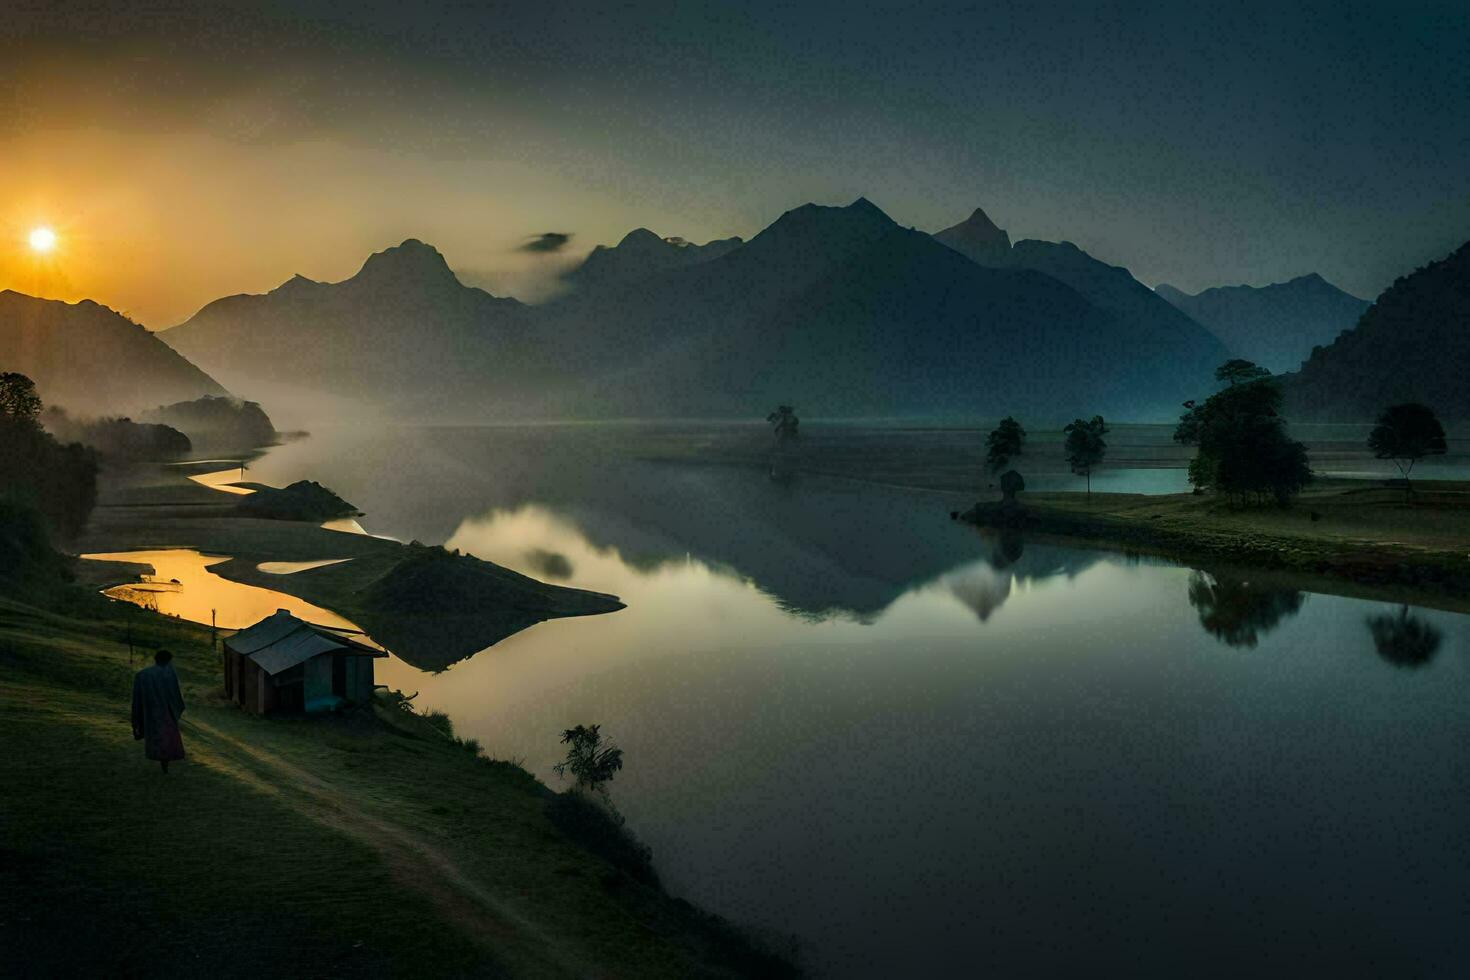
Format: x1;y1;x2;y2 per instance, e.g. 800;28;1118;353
187;717;587;978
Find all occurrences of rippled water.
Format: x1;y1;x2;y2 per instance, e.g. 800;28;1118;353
118;425;1470;976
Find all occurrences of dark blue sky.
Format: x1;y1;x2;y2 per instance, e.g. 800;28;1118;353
4;0;1467;319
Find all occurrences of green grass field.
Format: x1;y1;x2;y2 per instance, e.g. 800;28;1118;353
967;479;1470;612
0;591;793;978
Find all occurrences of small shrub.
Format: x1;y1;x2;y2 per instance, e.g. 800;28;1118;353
423;710;454;738
545;791;657;885
552;724;624;792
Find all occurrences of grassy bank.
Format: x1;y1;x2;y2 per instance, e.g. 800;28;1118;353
0;590;794;977
963;480;1470;613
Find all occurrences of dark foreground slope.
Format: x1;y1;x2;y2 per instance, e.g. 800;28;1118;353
1285;241;1470;420
0;290;226;415
0;592;794;978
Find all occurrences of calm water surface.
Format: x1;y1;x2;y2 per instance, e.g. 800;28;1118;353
149;426;1470;975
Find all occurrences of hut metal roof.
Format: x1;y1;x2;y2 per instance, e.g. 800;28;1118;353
226;609;385;676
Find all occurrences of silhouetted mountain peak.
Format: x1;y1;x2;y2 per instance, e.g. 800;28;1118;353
747;199;900;260
566;228;745;289
615;228;665;251
934;206;1012;265
270;273;323;296
352;238;461;289
0;288;226;415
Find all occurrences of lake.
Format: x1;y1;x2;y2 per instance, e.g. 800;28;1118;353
126;425;1470;976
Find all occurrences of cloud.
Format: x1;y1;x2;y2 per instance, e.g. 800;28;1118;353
517;232;572;254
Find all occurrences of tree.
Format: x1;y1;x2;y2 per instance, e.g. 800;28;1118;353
1214;359;1271;387
1368;403;1446;499
1063;415;1109;498
0;373;98;540
1187;571;1304;648
766;405;799;444
0;372;42;422
985;416;1025;476
1175;370;1311;506
1366;606;1442;668
553;724;624;793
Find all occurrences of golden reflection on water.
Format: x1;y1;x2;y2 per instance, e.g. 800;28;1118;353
256;558;352;575
82;549;361;632
369;503;1165;776
188;467;255;495
321;517;398;540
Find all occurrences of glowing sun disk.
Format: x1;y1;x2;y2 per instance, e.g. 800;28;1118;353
28;227;57;253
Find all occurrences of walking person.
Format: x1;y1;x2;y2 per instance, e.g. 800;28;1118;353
131;649;186;773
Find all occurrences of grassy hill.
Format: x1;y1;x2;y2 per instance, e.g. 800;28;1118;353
0;590;794;977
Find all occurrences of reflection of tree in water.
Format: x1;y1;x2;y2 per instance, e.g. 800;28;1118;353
1366;605;1442;668
989;530;1024;571
1187;570;1305;648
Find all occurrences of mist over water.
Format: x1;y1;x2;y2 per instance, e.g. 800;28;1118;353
227;425;1468;976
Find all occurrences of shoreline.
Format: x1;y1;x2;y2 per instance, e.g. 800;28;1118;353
961;483;1470;614
77;455;624;670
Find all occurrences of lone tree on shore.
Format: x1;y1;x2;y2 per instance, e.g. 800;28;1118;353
1063;415;1109;498
1175;366;1311;506
553;724;624;794
1368;403;1446;500
985;416;1025;476
766;405;800;445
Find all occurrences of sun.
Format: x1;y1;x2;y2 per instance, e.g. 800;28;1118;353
28;227;57;253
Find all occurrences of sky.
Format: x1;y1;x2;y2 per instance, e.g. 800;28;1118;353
2;0;1467;327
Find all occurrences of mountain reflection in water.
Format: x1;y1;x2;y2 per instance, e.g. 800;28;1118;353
231;426;1470;977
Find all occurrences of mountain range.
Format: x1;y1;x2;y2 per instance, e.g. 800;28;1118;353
162;199;1233;421
933;208;1230;389
562;229;743;291
0;290;226;416
163;239;536;420
1155;275;1368;374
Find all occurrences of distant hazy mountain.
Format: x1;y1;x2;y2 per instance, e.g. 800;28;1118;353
1285;242;1470;421
564;228;743;290
162;239;537;419
166;202;1233;421
0;290;226;416
535;198;1229;419
932;208;1232;384
1154;274;1368;373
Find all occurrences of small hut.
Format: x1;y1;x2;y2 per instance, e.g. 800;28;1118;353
223;609;385;715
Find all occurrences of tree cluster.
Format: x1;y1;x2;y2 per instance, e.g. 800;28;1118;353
41;405;192;459
985;416;1025;475
1175;364;1311;506
0;372;99;541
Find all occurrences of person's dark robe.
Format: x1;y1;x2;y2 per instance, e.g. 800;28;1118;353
131;664;186;761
